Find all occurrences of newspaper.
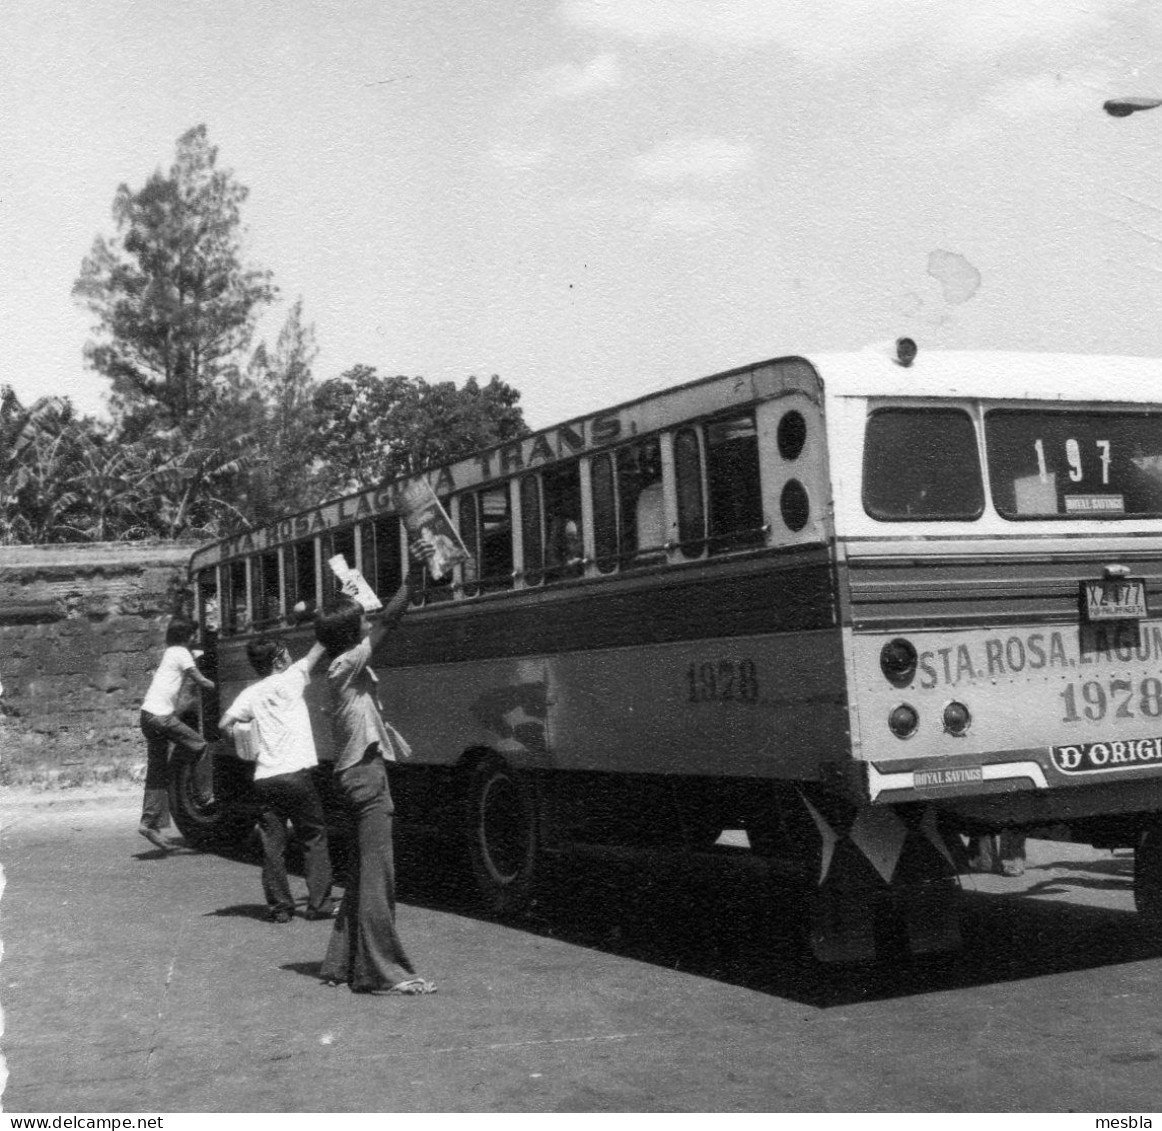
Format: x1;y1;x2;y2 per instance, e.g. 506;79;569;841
232;721;259;762
399;479;471;580
327;554;384;611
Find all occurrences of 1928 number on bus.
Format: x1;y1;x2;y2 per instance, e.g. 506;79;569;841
686;659;759;703
1060;677;1162;723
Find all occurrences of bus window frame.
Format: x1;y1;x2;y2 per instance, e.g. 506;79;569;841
672;423;709;560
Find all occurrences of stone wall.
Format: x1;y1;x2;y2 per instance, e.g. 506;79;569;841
0;542;195;785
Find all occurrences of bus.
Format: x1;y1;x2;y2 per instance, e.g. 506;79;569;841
174;341;1162;964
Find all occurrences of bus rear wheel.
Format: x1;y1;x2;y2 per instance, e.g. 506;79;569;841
464;757;538;916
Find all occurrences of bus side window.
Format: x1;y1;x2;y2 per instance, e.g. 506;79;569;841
706;413;764;554
458;487;513;596
478;486;513;593
520;474;544;586
674;426;707;559
591;453;618;574
291;539;317;617
373;516;403;599
616;437;665;568
222;559;249;635
197;568;220;634
458;491;480;597
357;521;375;589
253;549;281;628
543;461;584;582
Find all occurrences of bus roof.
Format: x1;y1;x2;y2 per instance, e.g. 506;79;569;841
189;347;1162;570
812;347;1162;404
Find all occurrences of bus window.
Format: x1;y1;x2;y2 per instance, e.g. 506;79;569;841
324;527;356;603
197;568;220;635
458;492;480;596
544;462;584;581
372;516;403;599
222;558;249;635
520;474;544;586
253;549;281;628
986;408;1162;519
460;486;513;595
591;453;618;574
863;408;984;521
617;437;664;568
705;413;764;553
289;539;318;614
674;426;706;559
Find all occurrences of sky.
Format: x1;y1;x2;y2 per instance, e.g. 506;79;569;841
3;0;1162;432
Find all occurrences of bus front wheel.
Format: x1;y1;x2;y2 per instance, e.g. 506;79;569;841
1135;825;1162;937
169;744;253;849
464;757;538;916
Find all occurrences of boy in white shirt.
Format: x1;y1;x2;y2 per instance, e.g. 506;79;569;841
139;618;215;851
219;637;335;923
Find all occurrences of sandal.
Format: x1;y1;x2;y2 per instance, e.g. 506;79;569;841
387;978;438;995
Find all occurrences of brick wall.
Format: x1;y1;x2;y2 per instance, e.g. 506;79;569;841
0;542;196;781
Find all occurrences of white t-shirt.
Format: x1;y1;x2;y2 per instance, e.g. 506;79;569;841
222;658;318;781
141;646;198;716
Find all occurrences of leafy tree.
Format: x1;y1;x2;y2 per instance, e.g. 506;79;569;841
73;124;277;434
0;392;87;542
309;369;528;497
244;298;321;521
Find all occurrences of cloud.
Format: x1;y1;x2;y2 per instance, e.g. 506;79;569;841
630;137;755;183
984;70;1105;121
561;0;1126;67
489;142;554;170
646;197;738;234
531;52;623;102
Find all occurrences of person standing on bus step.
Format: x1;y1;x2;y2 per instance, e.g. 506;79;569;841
138;617;215;852
218;637;336;923
314;536;438;995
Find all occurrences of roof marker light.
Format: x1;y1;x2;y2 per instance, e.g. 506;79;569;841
894;338;918;367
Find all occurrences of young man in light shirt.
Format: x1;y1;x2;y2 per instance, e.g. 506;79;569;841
219;637;336;923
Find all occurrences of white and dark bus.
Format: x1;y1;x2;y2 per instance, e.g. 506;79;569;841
174;341;1162;963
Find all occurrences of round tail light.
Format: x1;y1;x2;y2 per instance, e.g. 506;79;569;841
943;701;971;736
889;703;919;739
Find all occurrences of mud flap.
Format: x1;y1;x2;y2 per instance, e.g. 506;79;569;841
800;793;961;963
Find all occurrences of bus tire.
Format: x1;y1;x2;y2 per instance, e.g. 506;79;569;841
168;744;253;849
464;757;538;916
1135;825;1162;937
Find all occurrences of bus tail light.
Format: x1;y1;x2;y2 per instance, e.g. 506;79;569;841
942;701;971;736
880;638;918;687
889;703;919;739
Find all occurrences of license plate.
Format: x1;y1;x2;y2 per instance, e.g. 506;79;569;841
1082;578;1148;621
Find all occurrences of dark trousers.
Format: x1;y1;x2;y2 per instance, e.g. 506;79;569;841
140;710;207;831
319;751;417;990
254;769;334;916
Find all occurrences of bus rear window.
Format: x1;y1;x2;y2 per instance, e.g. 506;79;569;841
986;409;1162;519
863;408;984;521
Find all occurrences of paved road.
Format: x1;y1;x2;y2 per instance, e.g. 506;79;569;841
2;790;1162;1113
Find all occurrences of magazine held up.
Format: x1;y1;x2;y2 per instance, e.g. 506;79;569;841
327;479;472;613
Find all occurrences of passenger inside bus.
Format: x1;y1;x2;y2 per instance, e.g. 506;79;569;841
635;481;665;553
545;517;584;580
